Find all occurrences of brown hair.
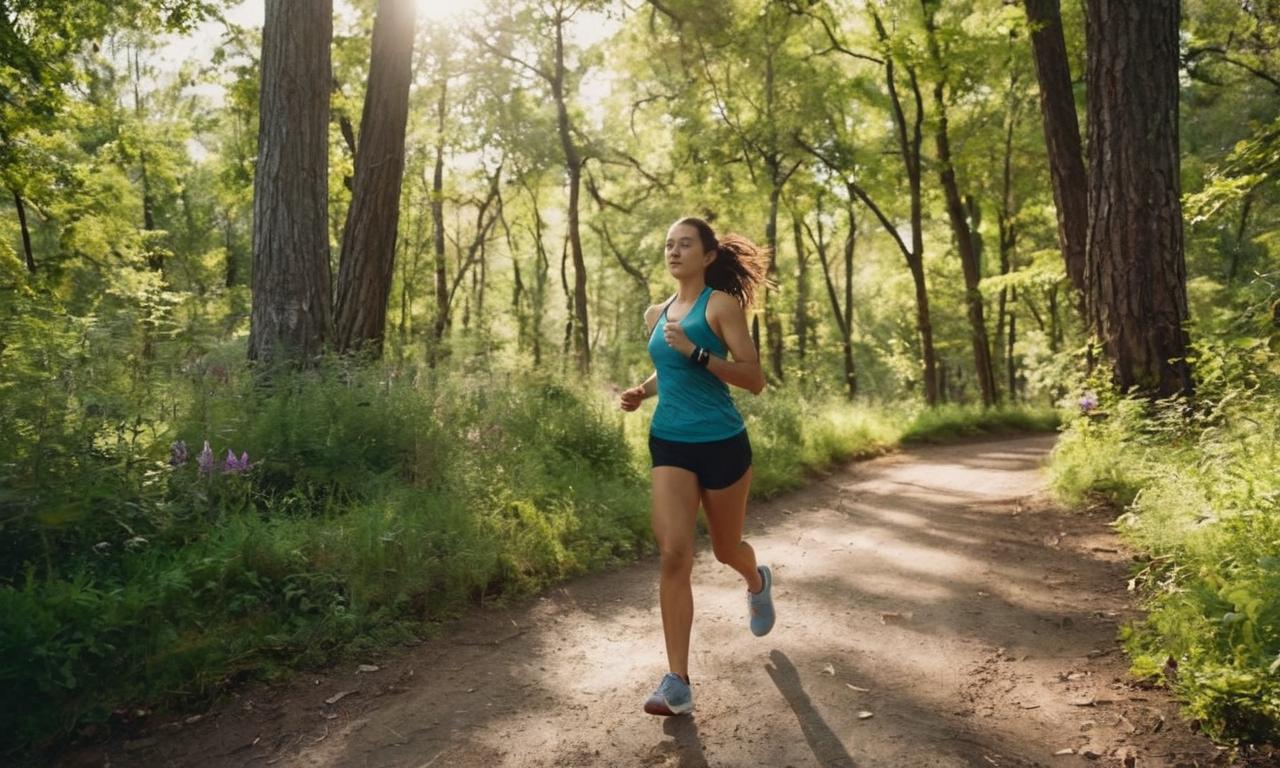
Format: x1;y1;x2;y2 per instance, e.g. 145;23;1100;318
674;217;771;308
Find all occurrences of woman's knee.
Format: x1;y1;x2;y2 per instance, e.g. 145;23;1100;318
658;543;694;575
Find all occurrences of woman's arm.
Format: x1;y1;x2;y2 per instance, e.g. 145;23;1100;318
664;291;766;395
619;305;663;411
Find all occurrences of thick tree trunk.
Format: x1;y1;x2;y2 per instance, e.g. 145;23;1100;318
334;0;416;356
1085;0;1193;398
247;0;334;366
1024;0;1087;301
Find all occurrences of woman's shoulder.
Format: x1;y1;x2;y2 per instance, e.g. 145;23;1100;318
705;289;742;314
644;297;672;331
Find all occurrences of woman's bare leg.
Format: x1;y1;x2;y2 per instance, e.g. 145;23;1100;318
701;467;763;592
650;466;702;678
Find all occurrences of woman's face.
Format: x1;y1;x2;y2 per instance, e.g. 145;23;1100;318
664;223;715;279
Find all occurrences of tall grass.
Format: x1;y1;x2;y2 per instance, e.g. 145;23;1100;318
0;352;1058;756
1048;334;1280;742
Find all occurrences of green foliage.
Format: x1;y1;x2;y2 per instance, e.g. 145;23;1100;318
900;402;1060;444
0;361;653;754
1049;292;1280;742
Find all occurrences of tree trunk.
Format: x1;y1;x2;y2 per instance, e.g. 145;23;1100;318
808;194;858;400
1085;0;1193;398
1024;0;1087;301
1227;188;1254;284
792;211;809;361
552;14;590;373
996;64;1020;400
334;0;416;357
763;182;785;381
12;189;34;274
523;180;550;367
922;2;996;407
247;0;334;366
873;10;938;406
1007;287;1018;400
429;78;449;366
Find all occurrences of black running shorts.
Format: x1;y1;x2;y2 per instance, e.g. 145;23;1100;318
648;429;752;490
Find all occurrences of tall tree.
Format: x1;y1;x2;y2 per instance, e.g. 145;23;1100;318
334;0;417;356
870;8;940;406
790;0;941;405
921;0;998;407
476;0;596;373
1023;0;1087;300
1084;0;1193;397
247;0;334;365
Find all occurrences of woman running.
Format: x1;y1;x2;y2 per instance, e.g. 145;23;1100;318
618;216;774;717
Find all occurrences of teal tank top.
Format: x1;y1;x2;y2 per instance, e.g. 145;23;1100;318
647;285;746;442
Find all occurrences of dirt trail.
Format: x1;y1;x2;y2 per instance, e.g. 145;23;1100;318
68;434;1235;767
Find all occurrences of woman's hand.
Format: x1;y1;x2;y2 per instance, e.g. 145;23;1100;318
619;384;648;412
663;322;694;357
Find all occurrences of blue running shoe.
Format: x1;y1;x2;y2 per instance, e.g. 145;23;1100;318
748;564;775;637
643;672;693;716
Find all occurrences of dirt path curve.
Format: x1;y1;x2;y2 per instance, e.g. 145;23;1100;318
78;434;1234;768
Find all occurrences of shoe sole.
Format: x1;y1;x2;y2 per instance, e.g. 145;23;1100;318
644;697;693;716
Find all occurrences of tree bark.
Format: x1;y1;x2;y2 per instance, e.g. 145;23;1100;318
1024;0;1087;301
1085;0;1193;398
248;0;334;366
334;0;415;357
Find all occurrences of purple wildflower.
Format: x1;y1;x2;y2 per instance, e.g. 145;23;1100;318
169;440;189;467
1078;391;1099;414
197;440;215;475
224;449;251;474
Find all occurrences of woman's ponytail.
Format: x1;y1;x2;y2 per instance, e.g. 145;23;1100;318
675;217;771;309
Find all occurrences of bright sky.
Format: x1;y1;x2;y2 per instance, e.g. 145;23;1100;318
152;0;619;160
155;0;617;102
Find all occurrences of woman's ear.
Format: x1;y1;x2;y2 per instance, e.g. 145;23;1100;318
703;247;718;268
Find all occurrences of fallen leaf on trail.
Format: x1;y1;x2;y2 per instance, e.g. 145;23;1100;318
879;611;913;624
1053;748;1075;756
357;664;380;674
846;683;870;692
325;690;356;705
857;711;874;720
1019;702;1040;709
822;663;836;676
